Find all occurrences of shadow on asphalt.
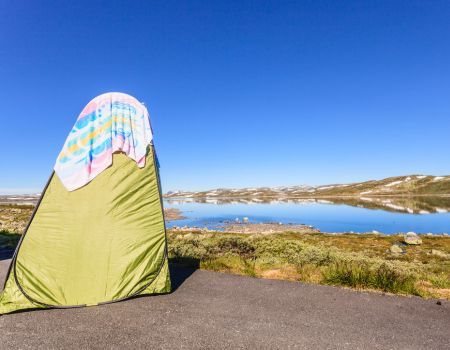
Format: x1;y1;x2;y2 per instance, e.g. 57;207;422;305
169;259;199;292
0;231;20;261
0;253;198;291
0;249;14;261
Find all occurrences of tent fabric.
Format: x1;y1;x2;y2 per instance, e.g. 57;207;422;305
0;150;171;314
54;92;153;191
0;93;170;315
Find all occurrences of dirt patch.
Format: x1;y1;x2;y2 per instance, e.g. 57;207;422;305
258;266;300;281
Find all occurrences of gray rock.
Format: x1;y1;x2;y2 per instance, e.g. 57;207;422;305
389;244;404;254
404;232;422;245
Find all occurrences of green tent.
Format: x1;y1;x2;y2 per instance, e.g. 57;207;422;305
0;93;171;314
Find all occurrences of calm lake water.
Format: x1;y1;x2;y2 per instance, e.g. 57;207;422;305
164;197;450;234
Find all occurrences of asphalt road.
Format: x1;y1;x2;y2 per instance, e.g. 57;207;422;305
0;258;448;349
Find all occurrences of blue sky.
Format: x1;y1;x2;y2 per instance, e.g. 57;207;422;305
1;1;449;194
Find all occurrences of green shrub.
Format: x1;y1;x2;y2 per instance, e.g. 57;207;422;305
217;237;255;258
253;237;335;266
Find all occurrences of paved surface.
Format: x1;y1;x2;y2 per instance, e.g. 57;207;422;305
0;258;448;349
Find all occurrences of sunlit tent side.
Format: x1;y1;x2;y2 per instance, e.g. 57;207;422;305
0;92;171;314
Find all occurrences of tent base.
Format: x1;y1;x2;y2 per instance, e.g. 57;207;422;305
0;257;171;315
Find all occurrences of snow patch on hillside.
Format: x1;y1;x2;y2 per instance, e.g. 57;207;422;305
317;186;335;191
360;190;372;195
385;180;403;187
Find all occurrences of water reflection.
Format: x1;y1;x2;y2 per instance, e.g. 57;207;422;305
164;197;450;233
164;196;450;215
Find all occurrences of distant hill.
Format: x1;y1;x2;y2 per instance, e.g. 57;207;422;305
165;175;450;199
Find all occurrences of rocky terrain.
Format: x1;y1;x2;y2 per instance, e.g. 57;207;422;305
171;222;321;235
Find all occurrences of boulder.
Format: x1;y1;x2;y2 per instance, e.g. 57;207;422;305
403;232;422;245
389;244;404;254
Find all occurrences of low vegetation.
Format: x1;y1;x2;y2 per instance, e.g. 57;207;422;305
168;230;450;299
0;204;33;233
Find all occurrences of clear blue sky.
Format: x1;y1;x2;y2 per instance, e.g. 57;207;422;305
1;1;449;194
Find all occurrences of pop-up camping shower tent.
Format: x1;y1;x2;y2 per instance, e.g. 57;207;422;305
0;92;171;314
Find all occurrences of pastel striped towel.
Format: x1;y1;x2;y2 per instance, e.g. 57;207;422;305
54;92;153;191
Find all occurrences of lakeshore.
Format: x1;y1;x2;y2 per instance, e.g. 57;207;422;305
1;203;448;299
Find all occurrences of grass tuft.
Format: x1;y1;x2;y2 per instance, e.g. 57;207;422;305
323;260;419;295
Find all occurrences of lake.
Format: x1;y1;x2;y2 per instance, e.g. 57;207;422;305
164;196;450;234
